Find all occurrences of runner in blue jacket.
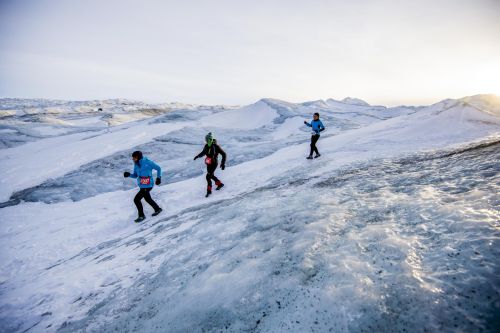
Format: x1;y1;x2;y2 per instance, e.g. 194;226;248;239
304;112;325;159
123;151;162;222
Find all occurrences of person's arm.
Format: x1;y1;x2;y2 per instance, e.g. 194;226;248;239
216;144;227;167
319;120;325;132
304;120;312;127
130;166;138;178
194;145;208;160
150;160;162;178
124;166;138;178
149;160;162;185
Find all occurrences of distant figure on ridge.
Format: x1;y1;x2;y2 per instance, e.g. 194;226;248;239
304;112;325;159
194;132;227;197
123;151;163;222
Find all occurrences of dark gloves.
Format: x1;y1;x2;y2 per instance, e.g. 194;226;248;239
155;177;161;185
124;172;130;178
221;164;225;170
304;120;307;124
194;156;198;160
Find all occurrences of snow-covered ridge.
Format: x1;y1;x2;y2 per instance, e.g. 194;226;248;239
0;97;235;112
0;94;499;332
0;98;236;149
339;96;371;106
459;94;500;117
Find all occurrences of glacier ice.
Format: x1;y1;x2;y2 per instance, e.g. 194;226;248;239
0;95;499;332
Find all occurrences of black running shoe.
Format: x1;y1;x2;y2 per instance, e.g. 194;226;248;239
314;154;321;158
306;155;313;159
152;208;162;217
134;216;146;223
216;183;224;191
206;191;212;198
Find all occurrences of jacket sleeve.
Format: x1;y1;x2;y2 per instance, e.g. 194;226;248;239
319;120;325;132
216;144;226;165
130;165;138;178
195;145;208;159
305;121;312;127
150;160;162;178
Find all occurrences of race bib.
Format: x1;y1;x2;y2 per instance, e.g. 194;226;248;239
205;157;213;165
140;176;151;185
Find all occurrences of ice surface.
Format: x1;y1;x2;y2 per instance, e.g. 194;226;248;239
0;94;499;332
1;98;415;206
55;142;500;333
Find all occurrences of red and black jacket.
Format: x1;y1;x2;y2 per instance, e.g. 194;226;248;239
195;141;226;165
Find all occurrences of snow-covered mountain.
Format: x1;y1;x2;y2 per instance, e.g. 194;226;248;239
0;94;499;332
0;98;234;149
338;97;371;106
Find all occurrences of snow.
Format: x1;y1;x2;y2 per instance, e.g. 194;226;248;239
63;116;108;127
0;129;17;134
0;94;499;332
200;100;279;129
272;116;304;140
31;126;73;136
461;94;500;117
340;97;371;106
0;120;184;202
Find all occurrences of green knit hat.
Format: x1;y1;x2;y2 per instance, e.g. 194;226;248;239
205;132;214;145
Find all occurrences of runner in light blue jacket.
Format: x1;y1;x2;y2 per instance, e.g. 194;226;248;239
304;112;325;159
123;151;162;222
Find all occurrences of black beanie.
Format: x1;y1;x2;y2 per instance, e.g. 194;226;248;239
132;151;143;160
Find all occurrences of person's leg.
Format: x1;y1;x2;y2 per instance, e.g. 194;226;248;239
209;164;220;182
209;164;223;188
206;165;214;194
143;188;161;212
206;171;213;187
134;189;145;217
206;164;221;194
309;136;314;156
312;135;320;155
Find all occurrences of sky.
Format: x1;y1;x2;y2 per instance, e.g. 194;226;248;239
0;0;499;106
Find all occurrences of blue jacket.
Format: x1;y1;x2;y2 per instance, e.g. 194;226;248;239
128;157;162;188
305;119;325;135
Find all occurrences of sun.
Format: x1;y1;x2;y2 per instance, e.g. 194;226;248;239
468;64;500;97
